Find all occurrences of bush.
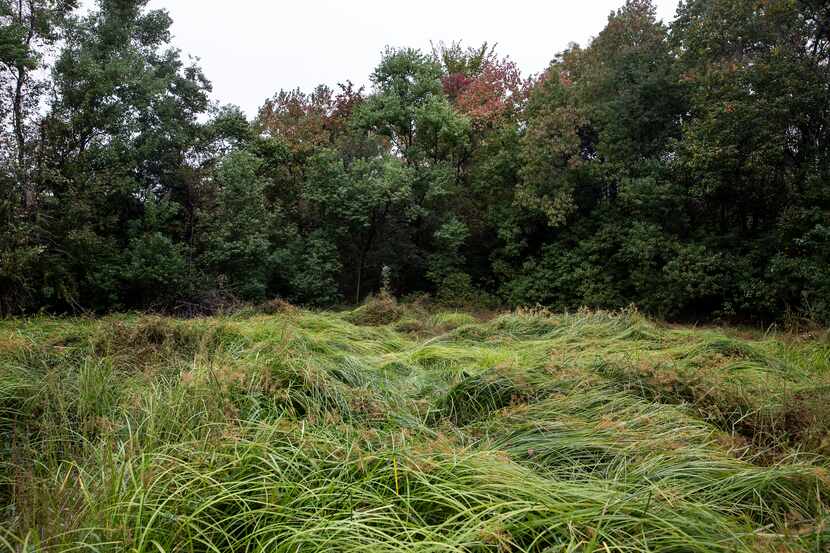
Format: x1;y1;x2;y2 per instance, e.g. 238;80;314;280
253;298;299;315
345;293;404;326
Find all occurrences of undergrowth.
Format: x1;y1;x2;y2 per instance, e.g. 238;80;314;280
0;306;828;552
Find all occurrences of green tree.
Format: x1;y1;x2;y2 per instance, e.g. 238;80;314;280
0;0;76;208
519;0;684;227
197;150;272;301
36;0;211;310
670;0;830;320
0;0;77;314
302;150;415;302
353;48;472;297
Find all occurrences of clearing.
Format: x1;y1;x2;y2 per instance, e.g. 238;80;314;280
1;304;829;551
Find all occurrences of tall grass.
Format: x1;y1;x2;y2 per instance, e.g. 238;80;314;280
0;308;828;551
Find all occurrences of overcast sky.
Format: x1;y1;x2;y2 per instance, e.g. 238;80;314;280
139;0;680;118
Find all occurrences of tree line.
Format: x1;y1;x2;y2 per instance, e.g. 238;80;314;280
1;0;829;323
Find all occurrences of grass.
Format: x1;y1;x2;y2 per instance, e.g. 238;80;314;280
0;305;828;552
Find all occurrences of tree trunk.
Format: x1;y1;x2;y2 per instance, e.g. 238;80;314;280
14;68;33;209
13;0;36;210
355;261;363;305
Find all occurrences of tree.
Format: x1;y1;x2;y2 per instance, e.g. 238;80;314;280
669;0;830;319
0;0;76;208
353;47;469;164
197;150;272;301
519;0;684;227
2;0;828;325
508;1;692;314
302;150;415;302
0;0;77;314
352;48;473;297
35;0;211;310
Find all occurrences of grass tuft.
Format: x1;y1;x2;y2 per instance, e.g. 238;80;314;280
0;307;828;552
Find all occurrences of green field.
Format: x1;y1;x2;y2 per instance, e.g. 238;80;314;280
1;304;829;552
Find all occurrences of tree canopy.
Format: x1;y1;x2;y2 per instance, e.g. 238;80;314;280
1;0;828;324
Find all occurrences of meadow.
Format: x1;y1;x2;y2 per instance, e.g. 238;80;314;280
1;300;829;552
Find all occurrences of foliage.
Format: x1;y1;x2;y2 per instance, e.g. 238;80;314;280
0;0;828;326
197;150;272;301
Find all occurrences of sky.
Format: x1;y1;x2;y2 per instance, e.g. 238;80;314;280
138;0;680;118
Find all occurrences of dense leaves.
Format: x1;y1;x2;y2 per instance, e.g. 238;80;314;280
1;0;828;324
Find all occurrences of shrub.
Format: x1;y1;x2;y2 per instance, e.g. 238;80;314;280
345;293;404;326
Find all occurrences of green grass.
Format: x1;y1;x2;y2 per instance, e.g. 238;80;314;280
0;306;828;552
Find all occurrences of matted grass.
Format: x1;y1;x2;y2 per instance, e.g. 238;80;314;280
0;307;828;552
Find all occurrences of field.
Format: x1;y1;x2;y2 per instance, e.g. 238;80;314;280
1;302;829;552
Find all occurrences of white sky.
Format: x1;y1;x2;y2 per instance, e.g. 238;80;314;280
140;0;680;118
